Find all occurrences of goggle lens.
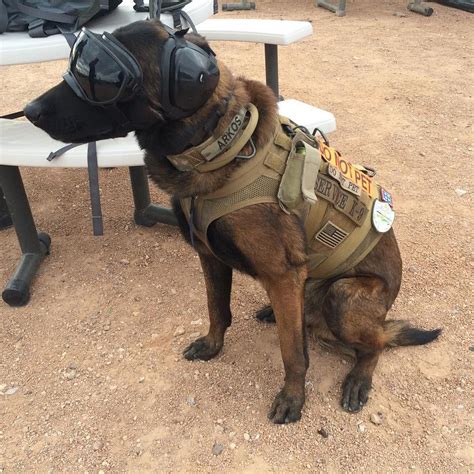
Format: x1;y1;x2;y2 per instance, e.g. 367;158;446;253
68;31;127;104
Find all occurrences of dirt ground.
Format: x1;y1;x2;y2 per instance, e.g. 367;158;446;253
1;0;473;472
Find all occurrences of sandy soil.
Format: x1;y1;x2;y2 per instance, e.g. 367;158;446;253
0;0;473;472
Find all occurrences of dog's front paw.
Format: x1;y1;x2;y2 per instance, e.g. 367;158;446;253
341;374;371;413
268;389;304;424
183;336;222;361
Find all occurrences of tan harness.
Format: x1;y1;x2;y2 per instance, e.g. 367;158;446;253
173;104;393;280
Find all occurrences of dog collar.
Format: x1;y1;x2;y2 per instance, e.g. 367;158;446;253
166;103;259;172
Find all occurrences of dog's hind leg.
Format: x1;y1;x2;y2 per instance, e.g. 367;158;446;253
183;252;233;361
321;276;390;413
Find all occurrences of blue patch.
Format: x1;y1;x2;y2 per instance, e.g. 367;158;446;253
379;188;393;208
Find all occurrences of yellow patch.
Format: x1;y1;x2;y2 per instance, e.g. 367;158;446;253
318;140;377;197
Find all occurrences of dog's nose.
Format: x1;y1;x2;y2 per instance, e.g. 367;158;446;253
24;100;44;124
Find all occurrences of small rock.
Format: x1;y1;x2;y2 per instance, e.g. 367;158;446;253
469;346;474;352
216;418;223;424
0;384;7;394
455;188;467;197
64;369;77;381
357;422;366;433
190;319;202;326
187;396;196;406
419;151;426;157
174;326;185;337
212;442;224;456
93;441;103;451
215;425;224;434
229;442;236;449
317;427;329;438
393;11;407;17
132;311;139;317
138;377;145;383
4;387;18;396
243;433;251;441
370;413;383;425
120;259;130;265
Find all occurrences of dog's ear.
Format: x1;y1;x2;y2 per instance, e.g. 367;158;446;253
184;32;215;56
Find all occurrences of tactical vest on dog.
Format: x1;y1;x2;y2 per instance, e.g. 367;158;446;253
168;104;395;280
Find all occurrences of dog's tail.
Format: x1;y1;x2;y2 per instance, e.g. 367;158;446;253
383;320;442;348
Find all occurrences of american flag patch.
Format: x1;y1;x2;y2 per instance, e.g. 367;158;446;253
314;222;349;248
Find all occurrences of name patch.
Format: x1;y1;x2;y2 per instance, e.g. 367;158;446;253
201;108;247;161
315;174;368;226
318;140;376;197
328;164;361;196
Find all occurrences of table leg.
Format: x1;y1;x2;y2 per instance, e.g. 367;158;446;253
128;166;178;227
0;186;13;230
407;0;433;16
0;165;51;306
264;44;279;99
316;0;346;16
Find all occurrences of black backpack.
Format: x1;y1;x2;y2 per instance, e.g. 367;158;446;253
0;0;122;37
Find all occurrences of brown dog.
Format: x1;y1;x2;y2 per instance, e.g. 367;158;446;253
24;19;441;423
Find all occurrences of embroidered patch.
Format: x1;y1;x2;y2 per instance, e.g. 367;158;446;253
318;140;376;197
315;174;368;226
379;187;394;208
314;221;349;248
372;199;395;233
201;107;247;161
328;164;361;196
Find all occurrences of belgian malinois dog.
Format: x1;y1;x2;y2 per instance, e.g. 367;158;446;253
24;20;441;423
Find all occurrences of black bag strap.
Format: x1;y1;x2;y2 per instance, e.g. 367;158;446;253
87;141;103;236
0;1;9;34
15;2;78;24
46;143;84;161
1;110;25;119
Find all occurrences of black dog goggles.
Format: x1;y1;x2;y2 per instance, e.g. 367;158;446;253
63;28;142;106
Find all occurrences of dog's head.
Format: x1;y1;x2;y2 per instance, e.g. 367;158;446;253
24;20;219;143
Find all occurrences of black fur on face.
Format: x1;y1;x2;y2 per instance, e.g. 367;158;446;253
23;20;184;143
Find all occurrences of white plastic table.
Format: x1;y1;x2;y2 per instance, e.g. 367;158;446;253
0;0;215;306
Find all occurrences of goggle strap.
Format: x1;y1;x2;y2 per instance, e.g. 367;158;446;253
62;32;76;48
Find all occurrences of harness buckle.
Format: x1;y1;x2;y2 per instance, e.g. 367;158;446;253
235;137;256;160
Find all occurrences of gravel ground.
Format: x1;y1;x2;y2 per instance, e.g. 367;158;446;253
1;0;473;472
